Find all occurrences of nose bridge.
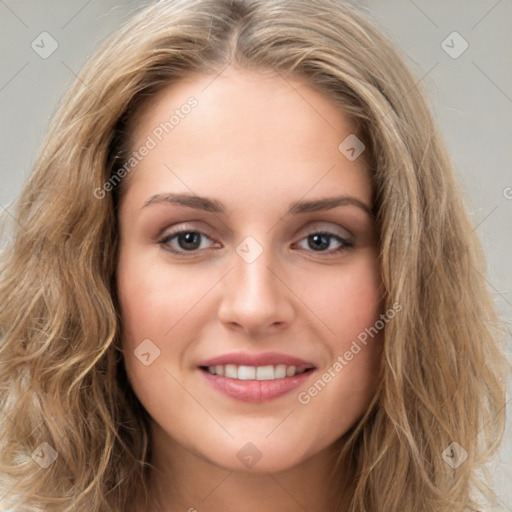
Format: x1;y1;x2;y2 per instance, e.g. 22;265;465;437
218;235;293;332
235;238;277;299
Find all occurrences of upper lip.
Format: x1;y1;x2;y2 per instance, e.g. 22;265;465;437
197;351;316;369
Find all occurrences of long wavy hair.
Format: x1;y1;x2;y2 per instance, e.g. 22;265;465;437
0;0;508;510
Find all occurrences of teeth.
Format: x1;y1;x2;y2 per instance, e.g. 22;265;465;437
204;364;310;380
256;365;274;380
274;364;287;379
238;365;256;380
225;364;237;379
286;365;296;377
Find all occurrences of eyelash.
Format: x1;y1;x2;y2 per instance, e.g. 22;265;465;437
157;228;354;256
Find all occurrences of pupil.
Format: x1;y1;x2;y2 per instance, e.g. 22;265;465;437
179;232;200;250
309;234;329;251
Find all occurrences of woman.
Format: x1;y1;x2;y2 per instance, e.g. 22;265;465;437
0;1;508;511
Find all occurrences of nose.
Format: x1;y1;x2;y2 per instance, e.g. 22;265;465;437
217;242;295;336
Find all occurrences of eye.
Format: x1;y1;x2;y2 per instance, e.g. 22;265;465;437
295;231;353;254
157;228;353;256
158;229;218;254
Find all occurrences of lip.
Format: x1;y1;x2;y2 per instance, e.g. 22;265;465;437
197;351;316;369
200;369;315;402
197;351;317;403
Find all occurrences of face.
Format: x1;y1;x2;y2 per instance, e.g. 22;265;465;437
116;68;384;474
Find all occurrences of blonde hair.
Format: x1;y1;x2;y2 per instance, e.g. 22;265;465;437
0;1;508;510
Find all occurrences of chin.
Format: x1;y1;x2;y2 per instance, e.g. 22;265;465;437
192;428;323;474
209;446;312;474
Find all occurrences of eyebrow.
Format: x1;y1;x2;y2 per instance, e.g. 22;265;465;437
142;193;374;217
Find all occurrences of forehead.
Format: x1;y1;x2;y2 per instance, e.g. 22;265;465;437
121;67;372;212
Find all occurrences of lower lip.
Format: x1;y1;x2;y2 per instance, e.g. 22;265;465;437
199;369;314;402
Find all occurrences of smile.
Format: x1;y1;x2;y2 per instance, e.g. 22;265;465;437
201;364;312;380
197;352;317;402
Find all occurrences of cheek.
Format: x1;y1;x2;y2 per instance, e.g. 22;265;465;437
116;245;204;344
334;253;384;379
294;252;383;424
116;244;226;399
305;251;383;345
116;248;198;417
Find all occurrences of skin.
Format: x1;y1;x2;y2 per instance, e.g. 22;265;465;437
116;67;384;512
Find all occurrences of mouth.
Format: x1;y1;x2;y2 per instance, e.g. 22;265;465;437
197;352;317;402
199;364;315;380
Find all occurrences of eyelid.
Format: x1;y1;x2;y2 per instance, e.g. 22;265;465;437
157;221;214;240
157;221;355;259
158;220;352;242
158;225;217;246
293;230;353;254
299;221;353;242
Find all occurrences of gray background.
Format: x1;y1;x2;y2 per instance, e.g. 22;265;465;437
1;0;511;509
